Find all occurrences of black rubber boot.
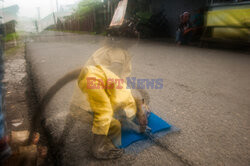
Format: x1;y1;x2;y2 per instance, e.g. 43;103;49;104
92;134;123;159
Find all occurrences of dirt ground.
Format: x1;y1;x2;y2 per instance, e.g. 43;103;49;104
3;43;30;132
2;41;49;166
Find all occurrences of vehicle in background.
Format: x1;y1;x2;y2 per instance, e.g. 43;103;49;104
203;0;250;44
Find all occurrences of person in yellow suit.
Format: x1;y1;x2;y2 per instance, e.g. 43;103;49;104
74;38;148;159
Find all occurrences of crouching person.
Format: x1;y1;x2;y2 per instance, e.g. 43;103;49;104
176;12;193;45
76;42;148;159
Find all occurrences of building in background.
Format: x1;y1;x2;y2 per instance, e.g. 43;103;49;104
39;4;76;32
0;5;19;34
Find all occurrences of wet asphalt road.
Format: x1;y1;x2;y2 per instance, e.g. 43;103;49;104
26;31;250;166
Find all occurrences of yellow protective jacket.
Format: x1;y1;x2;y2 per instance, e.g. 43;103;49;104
78;65;137;136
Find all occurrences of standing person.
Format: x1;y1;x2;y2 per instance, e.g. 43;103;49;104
176;12;193;45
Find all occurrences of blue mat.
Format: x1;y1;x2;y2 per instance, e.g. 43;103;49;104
120;112;172;148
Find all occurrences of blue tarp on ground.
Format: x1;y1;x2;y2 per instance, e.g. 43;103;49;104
120;112;172;149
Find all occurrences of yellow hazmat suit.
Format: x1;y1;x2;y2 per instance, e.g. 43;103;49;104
72;45;137;146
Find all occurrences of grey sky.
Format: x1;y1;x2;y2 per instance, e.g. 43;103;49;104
2;0;79;18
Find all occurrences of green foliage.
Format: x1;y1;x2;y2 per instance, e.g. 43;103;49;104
136;12;152;24
74;0;103;19
4;45;22;57
3;32;19;42
48;29;102;36
100;31;107;36
90;31;97;35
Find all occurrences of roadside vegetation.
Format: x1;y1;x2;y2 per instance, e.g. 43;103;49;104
48;29;107;36
3;32;19;42
4;44;23;58
52;0;107;34
74;0;102;17
3;31;25;59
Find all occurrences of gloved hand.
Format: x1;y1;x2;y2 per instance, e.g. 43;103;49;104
135;99;149;133
137;113;147;133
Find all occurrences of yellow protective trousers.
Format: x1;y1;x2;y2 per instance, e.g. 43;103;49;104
78;65;137;145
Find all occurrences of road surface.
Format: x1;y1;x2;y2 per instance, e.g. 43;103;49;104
26;31;250;166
